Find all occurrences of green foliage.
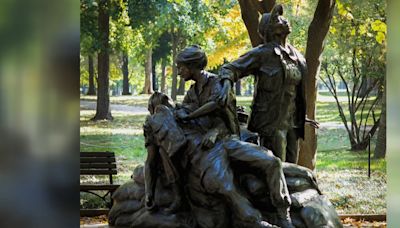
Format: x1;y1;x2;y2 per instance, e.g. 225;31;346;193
283;0;317;53
109;2;144;57
153;32;172;63
80;54;89;86
324;0;386;79
80;0;99;55
317;0;385;150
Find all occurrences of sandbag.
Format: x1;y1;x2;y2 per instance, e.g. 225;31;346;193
112;181;145;202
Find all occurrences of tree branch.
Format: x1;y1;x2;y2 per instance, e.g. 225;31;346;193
362;88;382;140
256;0;276;14
322;64;353;140
238;0;265;47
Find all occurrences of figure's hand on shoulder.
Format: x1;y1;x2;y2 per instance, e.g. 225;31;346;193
216;79;231;107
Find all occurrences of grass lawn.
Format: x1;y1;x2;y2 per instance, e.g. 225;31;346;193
316;127;386;214
80;94;386;215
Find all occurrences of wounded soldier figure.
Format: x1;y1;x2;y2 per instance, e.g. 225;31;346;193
145;88;293;228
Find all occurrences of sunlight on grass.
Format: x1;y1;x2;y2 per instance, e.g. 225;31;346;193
316;100;381;124
317;149;386;172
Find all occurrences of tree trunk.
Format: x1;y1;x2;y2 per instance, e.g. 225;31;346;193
358;77;371;97
178;78;185;95
160;58;167;93
236;79;242;96
374;82;386;158
351;141;368;151
152;52;158;92
238;0;275;47
92;0;112;121
121;52;130;95
142;49;154;94
87;54;96;95
298;0;335;170
171;31;178;100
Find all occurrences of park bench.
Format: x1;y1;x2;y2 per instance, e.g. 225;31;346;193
80;151;120;217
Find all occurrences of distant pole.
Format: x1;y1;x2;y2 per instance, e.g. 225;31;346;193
368;133;371;178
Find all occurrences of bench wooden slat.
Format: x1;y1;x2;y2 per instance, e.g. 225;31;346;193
81;169;117;175
80;184;120;191
81;152;115;157
80;209;109;217
80;157;116;163
80;151;118;215
80;163;117;169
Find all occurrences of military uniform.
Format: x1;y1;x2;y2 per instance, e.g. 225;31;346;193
181;71;240;137
179;70;292;224
220;42;307;163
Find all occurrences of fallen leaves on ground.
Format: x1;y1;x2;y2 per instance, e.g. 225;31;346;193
80;215;108;225
341;217;386;227
79;215;387;227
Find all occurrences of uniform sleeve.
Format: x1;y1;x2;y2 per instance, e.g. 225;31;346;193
207;77;223;103
219;47;262;82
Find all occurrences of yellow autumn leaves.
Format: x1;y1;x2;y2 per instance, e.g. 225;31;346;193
336;1;386;45
371;20;386;44
206;5;251;69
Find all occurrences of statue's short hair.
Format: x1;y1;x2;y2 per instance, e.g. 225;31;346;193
148;92;175;114
258;4;284;42
176;45;208;70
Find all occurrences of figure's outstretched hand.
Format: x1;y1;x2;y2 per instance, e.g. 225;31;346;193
305;118;320;129
216;79;231;107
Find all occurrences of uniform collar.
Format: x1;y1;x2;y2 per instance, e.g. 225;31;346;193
272;43;298;62
194;71;209;95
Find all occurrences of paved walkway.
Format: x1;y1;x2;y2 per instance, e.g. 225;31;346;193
317;94;348;102
319;122;346;129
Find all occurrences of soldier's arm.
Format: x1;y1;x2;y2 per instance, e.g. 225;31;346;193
219;47;262;83
178;78;223;121
180;101;218;121
218;47;262;105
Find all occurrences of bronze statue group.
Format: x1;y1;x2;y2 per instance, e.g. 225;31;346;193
108;5;342;228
